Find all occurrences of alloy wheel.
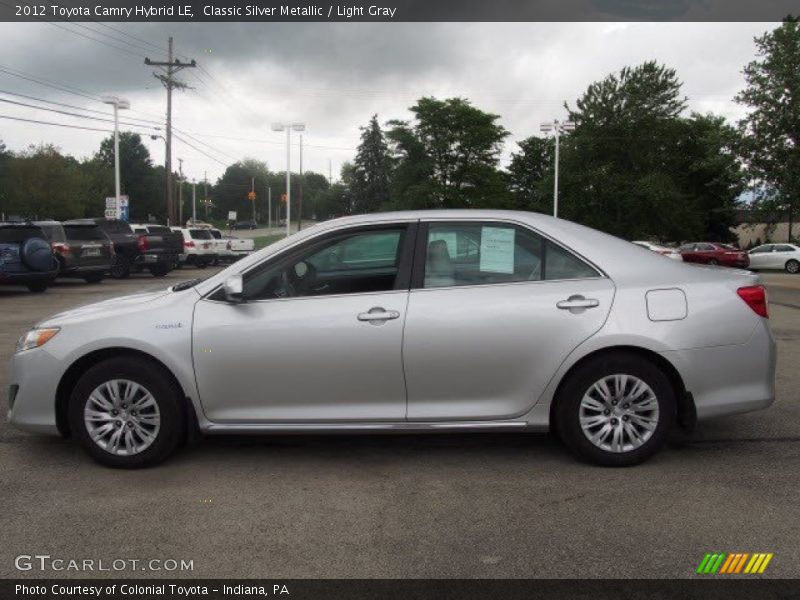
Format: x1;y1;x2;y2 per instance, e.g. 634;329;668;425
578;374;659;453
83;379;161;456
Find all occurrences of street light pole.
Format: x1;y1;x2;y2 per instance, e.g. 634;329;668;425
192;179;197;224
271;122;306;237
101;96;130;210
177;158;184;226
540;118;575;218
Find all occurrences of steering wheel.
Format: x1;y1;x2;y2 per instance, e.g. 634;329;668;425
286;260;320;295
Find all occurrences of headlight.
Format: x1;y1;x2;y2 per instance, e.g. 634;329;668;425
15;328;60;353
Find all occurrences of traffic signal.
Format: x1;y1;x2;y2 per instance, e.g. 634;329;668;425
280;193;288;203
247;191;256;201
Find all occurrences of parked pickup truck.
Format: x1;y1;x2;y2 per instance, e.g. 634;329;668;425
0;222;59;292
94;218;183;279
207;228;255;263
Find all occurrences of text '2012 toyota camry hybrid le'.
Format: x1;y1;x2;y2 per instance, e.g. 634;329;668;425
8;210;776;468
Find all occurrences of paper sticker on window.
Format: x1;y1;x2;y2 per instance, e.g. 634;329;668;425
429;231;458;259
480;227;515;274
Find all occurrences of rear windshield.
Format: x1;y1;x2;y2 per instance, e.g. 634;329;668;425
189;229;213;240
37;224;66;242
147;225;171;233
0;226;44;243
64;225;107;241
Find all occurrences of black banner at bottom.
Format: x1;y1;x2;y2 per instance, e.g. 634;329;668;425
2;579;799;600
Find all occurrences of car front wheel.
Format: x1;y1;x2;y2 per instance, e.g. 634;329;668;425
786;259;800;274
555;352;675;466
68;357;185;468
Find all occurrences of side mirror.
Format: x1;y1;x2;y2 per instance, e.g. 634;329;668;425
223;274;245;303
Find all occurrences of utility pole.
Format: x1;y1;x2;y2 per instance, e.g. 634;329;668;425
251;177;256;222
145;37;196;225
203;171;208;219
268;186;272;230
328;159;332;185
177;157;184;225
298;134;304;232
191;179;197;224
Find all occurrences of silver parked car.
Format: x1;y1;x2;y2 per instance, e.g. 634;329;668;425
8;210;776;468
748;243;800;274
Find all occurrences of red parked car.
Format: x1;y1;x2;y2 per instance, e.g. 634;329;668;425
678;242;750;268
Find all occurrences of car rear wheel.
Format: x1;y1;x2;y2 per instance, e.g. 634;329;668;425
26;282;48;293
109;255;131;279
555;352;675;466
786;259;800;274
707;259;719;266
83;273;104;284
68;357;185;468
149;264;169;277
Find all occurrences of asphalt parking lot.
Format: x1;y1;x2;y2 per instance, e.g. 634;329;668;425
0;268;799;579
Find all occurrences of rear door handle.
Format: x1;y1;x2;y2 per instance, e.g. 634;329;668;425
357;308;401;322
557;296;600;310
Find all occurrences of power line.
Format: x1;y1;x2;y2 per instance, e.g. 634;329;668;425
0;113;115;134
172;131;229;167
0;96;160;130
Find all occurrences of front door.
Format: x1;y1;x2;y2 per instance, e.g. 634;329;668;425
193;223;415;423
403;220;615;421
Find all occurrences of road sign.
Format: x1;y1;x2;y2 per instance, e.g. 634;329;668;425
105;195;130;221
228;211;237;221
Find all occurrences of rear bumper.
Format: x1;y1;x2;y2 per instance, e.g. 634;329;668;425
660;319;776;420
0;270;57;285
133;253;179;265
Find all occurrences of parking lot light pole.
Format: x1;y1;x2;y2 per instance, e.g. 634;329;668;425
271;122;306;237
192;179;197;224
540;119;575;218
101;96;131;208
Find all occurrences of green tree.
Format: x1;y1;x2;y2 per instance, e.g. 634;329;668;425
387;97;510;209
97;132;164;221
351;115;392;213
507;136;554;212
1;144;89;219
735;18;800;241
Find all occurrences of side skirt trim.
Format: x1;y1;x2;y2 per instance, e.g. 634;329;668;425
204;420;530;434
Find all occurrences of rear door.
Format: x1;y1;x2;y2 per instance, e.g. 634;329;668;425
403;220;614;421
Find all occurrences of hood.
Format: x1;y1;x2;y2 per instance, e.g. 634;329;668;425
39;289;175;326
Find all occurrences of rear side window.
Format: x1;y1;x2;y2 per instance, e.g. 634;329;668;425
38;224;66;242
209;230;222;239
190;229;213;240
420;222;599;289
147;225;171;234
64;225;107;241
774;245;794;252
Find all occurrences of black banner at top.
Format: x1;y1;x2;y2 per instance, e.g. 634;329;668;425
2;0;798;22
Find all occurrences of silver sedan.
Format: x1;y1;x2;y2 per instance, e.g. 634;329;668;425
8;210;776;468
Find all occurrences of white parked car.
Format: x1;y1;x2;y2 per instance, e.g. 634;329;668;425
748;244;800;274
171;227;217;268
632;241;683;261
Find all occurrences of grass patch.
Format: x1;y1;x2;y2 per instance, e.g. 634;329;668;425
252;234;285;250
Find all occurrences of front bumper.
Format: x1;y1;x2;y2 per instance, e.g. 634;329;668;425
7;346;62;435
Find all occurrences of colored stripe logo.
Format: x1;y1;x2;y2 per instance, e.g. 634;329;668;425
696;552;773;574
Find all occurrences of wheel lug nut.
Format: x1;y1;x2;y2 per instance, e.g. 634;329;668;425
611;418;618;425
122;404;127;409
611;400;618;406
111;409;118;415
127;422;134;428
623;416;629;422
115;421;121;427
603;409;610;415
623;403;630;409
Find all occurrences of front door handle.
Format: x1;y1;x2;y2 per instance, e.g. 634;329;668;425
557;295;600;311
357;307;401;322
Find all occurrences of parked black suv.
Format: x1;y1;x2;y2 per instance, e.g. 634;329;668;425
0;223;59;292
33;220;114;283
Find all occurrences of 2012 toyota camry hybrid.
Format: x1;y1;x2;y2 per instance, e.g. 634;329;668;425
8;210;776;468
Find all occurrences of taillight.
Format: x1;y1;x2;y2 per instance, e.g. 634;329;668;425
184;240;195;249
226;241;232;250
737;285;768;318
137;235;148;252
51;242;70;254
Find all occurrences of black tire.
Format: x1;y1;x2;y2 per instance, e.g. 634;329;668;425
554;352;676;467
707;259;719;266
68;357;185;468
109;255;131;279
83;273;104;284
149;264;169;277
26;281;48;293
196;259;208;269
786;259;800;274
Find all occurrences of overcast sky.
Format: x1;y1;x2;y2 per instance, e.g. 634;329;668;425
0;22;776;185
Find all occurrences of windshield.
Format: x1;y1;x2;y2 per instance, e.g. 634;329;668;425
190;229;213;240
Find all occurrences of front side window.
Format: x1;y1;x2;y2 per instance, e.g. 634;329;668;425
240;226;407;301
774;245;793;252
421;222;598;289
